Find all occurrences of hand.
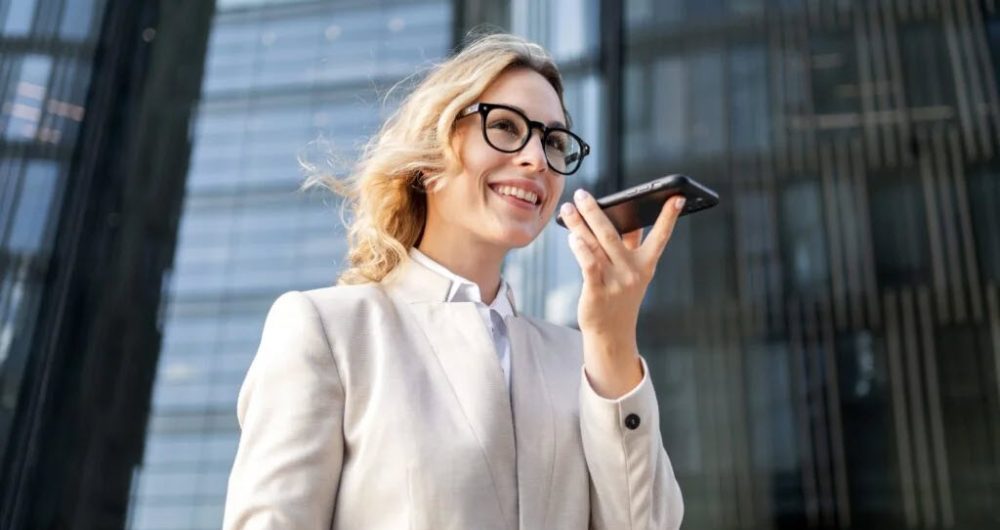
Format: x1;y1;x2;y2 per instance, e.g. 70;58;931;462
559;189;685;397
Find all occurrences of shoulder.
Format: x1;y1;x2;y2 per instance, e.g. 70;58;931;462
300;283;387;308
265;283;380;315
261;284;395;353
262;284;389;329
285;283;395;325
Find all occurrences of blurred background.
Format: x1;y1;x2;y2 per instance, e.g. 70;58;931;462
1;0;999;528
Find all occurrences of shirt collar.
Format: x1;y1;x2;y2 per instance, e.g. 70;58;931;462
409;247;515;318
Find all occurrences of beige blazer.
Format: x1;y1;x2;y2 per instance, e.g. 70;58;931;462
222;257;684;529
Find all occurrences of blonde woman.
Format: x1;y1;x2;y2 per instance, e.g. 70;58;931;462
222;33;685;529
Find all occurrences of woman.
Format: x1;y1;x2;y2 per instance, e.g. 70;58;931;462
222;33;684;529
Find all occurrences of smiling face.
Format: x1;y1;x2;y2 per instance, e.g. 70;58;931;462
422;67;568;255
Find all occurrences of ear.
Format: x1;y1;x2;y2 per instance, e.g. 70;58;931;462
408;171;427;193
422;174;442;195
447;126;467;166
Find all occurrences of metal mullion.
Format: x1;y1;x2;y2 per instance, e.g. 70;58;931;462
834;138;865;331
884;0;915;167
930;127;968;322
766;12;787;178
946;128;985;321
803;299;836;526
848;137;882;328
725;305;755;526
900;288;938;526
917;129;951;321
916;287;955;527
869;0;899;167
963;0;1000;154
820;143;848;329
787;297;821;527
942;0;978;159
819;297;851;527
854;5;880;167
884;290;919;527
954;0;993;157
598;0;622;195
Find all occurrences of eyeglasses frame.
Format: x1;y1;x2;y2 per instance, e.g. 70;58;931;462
456;102;591;176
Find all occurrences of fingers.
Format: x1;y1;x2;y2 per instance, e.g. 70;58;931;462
567;232;604;284
641;195;685;262
560;201;611;266
622;228;642;251
562;190;683;281
570;189;630;264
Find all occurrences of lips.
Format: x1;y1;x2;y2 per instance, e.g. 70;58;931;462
487;179;546;204
488;184;537;205
488;185;540;211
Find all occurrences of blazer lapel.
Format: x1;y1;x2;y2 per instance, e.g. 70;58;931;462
507;316;556;530
385;258;518;529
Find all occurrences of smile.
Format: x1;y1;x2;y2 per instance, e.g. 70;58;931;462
488;184;540;211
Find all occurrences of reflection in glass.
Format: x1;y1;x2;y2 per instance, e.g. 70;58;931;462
127;2;453;528
519;1;1000;528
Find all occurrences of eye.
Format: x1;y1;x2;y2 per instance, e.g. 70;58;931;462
487;118;522;137
545;133;569;153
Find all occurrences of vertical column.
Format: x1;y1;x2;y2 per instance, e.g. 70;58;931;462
598;0;623;195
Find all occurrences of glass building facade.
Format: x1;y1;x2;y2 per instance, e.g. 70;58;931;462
3;0;1000;529
2;0;213;527
126;1;452;529
505;0;1000;528
1;0;105;465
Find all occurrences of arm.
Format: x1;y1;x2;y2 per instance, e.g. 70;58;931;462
222;291;345;530
579;356;684;530
559;190;688;528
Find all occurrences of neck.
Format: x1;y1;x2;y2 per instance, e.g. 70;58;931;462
416;233;505;305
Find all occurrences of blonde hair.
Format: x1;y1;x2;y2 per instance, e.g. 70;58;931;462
302;32;568;285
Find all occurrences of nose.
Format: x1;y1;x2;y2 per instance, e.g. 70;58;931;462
513;128;548;173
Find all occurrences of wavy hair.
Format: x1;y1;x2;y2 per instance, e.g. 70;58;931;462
302;31;568;285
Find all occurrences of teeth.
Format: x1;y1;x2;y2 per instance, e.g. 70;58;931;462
495;185;539;205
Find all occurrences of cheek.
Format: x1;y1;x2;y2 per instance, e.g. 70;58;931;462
459;137;510;177
427;176;471;216
544;179;566;214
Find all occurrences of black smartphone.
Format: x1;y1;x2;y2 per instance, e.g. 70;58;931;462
555;174;719;234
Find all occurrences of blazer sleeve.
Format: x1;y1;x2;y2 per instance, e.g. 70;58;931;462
222;291;345;530
579;356;684;530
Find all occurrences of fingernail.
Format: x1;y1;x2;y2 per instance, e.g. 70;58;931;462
560;202;573;216
675;197;687;211
574;189;590;202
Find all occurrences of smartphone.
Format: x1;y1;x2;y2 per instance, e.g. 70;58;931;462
555;174;719;234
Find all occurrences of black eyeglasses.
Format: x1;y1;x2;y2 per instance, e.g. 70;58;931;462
456;102;590;175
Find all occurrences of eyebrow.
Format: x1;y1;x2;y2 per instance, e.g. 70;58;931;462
507;103;566;129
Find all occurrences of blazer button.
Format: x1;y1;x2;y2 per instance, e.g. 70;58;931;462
624;413;641;430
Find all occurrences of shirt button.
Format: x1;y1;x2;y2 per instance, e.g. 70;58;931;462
624;413;641;430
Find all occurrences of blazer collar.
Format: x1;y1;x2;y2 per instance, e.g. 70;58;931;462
385;254;520;528
383;252;553;528
384;253;519;317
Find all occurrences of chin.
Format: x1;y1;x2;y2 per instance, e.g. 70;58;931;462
497;227;541;249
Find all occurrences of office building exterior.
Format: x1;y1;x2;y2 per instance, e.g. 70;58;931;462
125;1;453;529
1;0;999;528
504;1;1000;528
1;0;213;528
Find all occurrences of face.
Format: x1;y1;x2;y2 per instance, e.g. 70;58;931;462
424;67;568;253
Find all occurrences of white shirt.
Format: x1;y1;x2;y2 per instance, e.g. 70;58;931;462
409;248;515;390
